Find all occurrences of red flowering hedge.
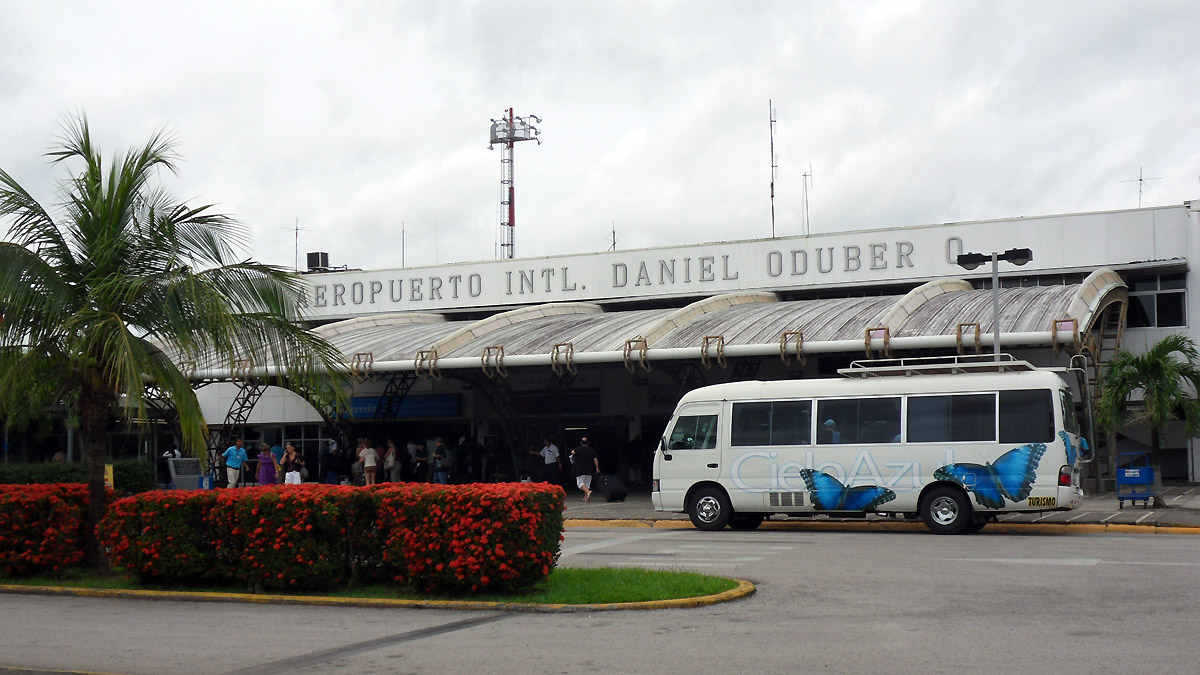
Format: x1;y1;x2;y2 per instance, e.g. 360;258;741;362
0;484;90;576
97;482;564;594
98;490;222;584
379;483;564;593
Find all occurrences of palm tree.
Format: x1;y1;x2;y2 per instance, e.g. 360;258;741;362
1095;333;1200;480
0;115;347;564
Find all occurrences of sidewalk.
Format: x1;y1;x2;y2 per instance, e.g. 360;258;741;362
563;483;1200;529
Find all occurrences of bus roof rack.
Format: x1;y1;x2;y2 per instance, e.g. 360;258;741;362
839;354;1038;378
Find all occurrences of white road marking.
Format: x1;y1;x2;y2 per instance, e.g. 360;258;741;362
1099;561;1200;567
942;557;1102;566
944;558;1200;568
613;562;740;569
560;530;676;557
636;556;762;563
1134;512;1155;523
1101;513;1120;523
1066;512;1090;521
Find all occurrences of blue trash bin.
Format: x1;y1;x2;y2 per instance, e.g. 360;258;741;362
198;475;214;490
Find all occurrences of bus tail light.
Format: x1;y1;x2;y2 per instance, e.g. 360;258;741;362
652;479;659;492
1058;466;1072;487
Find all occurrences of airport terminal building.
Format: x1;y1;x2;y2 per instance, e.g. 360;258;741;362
11;201;1196;484
183;199;1200;485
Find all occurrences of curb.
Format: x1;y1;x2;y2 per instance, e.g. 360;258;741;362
563;518;1200;535
0;578;755;613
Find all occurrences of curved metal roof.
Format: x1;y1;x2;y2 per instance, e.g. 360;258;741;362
185;268;1130;379
892;285;1078;337
652;295;899;348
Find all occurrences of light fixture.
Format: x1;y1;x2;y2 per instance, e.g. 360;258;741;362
955;248;1035;361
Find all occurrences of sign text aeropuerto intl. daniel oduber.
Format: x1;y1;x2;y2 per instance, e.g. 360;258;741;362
297;204;1179;319
305;237;921;317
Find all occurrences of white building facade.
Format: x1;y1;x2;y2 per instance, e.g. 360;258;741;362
196;200;1200;484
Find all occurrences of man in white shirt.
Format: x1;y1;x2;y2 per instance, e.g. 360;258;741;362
531;437;562;483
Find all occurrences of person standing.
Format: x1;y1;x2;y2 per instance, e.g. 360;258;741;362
530;437;562;484
359;441;379;485
280;442;305;485
222;436;248;488
255;442;277;486
431;438;448;484
569;437;600;502
413;441;429;483
324;442;345;485
269;439;285;484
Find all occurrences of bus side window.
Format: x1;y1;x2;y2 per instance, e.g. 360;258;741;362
731;402;771;446
817;397;900;445
668;414;718;450
999;390;1054;443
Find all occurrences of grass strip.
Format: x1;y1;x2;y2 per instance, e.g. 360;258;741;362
1;566;738;605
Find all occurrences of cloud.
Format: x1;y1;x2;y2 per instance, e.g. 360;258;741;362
2;1;1198;271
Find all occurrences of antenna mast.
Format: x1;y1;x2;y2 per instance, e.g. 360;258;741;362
769;100;778;238
282;218;312;272
488;108;542;258
1120;166;1161;208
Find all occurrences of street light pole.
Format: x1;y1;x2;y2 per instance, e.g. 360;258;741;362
990;252;1000;362
956;247;1034;363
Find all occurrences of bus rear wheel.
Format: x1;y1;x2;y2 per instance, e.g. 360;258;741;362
689;486;732;531
921;485;972;535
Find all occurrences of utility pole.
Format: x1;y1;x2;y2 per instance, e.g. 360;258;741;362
769;100;778;238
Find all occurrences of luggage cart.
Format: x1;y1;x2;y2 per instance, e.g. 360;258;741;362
1115;452;1157;508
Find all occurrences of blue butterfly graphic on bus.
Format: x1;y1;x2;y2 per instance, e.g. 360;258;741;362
933;443;1047;509
799;469;897;511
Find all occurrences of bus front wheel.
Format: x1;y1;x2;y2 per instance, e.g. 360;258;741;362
689;486;732;531
921;485;971;535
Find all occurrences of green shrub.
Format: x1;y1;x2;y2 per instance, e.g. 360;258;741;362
0;460;154;496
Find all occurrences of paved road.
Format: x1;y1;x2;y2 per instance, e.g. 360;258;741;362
562;483;1200;528
2;527;1198;674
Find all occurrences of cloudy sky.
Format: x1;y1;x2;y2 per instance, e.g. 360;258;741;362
2;0;1198;272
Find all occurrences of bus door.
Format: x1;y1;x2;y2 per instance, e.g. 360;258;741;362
660;404;723;493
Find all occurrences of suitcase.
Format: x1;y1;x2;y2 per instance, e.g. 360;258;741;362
595;474;627;502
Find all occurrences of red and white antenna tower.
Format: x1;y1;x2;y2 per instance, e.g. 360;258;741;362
488;108;542;259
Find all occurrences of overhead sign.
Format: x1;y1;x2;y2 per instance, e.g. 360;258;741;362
302;205;1187;320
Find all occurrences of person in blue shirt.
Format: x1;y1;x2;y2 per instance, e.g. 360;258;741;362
822;419;842;444
269;440;285;484
223;436;248;488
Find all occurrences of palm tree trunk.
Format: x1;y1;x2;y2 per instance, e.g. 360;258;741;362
1149;426;1166;507
79;383;113;569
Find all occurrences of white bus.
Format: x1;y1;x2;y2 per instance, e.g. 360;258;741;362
652;357;1090;534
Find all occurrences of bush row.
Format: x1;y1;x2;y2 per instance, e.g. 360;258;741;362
98;483;564;594
0;460;155;495
0;484;90;576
